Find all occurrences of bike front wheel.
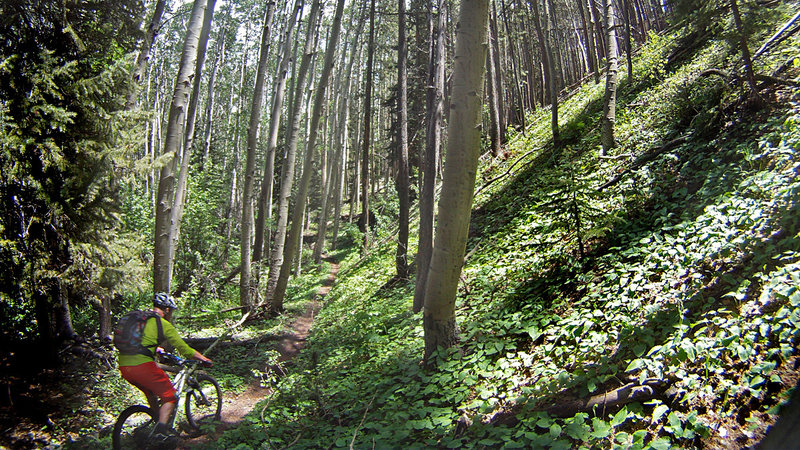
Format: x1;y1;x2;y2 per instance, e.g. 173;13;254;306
112;404;157;450
185;373;222;429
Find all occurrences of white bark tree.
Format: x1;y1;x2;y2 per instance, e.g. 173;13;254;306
422;0;490;360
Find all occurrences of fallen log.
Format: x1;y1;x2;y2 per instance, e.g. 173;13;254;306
545;378;670;418
489;378;672;427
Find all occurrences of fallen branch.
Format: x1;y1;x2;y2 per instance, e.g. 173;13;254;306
698;68;730;79
474;146;542;197
350;392;377;450
753;10;800;60
755;73;800;88
597;135;690;192
545;378;669;418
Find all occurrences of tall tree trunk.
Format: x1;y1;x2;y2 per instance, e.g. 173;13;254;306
500;0;527;130
577;0;599;82
490;0;506;140
272;0;346;308
153;0;210;294
241;2;276;310
623;0;633;79
220;28;251;269
170;0;217;283
600;0;619;154
423;0;489;360
395;0;411;278
730;0;760;97
127;0;166;108
266;0;322;313
486;22;502;157
531;0;559;144
313;7;359;262
589;0;606;62
254;0;304;263
201;6;231;169
360;0;377;250
413;0;447;313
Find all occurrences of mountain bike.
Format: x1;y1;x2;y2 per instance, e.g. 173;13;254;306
112;352;222;449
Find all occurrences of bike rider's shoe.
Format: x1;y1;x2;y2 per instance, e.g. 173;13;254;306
148;423;180;449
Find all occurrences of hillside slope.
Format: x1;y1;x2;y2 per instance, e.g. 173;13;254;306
216;6;800;450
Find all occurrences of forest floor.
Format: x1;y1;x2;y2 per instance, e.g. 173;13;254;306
180;256;339;448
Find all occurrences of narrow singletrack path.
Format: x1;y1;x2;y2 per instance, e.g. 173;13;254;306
181;257;339;447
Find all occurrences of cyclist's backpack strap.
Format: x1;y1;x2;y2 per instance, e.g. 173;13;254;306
113;310;165;357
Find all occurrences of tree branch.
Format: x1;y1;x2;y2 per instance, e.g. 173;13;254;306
597;135;690;192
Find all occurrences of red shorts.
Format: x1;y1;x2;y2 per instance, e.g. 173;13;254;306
120;361;177;404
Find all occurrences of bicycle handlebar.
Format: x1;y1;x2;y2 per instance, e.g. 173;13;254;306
157;350;212;368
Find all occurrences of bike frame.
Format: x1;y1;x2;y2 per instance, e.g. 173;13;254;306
158;354;200;428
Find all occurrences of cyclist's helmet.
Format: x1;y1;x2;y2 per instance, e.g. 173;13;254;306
153;292;178;310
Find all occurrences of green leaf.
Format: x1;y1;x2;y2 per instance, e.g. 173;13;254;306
590;417;612;439
749;375;765;388
626;359;644;372
564;420;590;441
652;404;669;424
611;407;629;427
648;437;674;450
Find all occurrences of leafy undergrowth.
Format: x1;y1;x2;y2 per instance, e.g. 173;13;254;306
215;7;800;450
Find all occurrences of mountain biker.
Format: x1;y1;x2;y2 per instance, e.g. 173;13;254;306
117;292;213;447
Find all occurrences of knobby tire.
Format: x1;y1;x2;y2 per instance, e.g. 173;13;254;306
185;373;222;429
112;404;157;450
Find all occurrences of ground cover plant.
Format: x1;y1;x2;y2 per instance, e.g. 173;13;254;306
210;6;800;449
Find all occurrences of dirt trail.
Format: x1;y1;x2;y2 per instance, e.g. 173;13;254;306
182;259;339;447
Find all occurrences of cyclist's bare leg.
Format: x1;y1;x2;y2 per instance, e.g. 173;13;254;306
159;400;176;425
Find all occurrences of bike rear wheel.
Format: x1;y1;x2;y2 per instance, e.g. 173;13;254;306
185;373;222;429
112;404;157;449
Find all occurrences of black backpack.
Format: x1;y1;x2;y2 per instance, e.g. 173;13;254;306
113;310;165;357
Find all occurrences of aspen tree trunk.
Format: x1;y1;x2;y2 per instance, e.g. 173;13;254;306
531;0;559;143
201;6;231;169
546;0;560;144
201;35;223;168
153;0;210;294
623;0;633;79
600;0;619;154
240;2;276;310
360;0;376;250
314;9;358;262
489;0;506;139
576;0;599;82
272;0;346;308
128;0;166;108
394;0;411;278
266;0;322;312
413;0;447;313
332;33;361;249
500;0;526;130
254;0;304;263
589;0;605;62
170;0;217;284
221;30;250;269
486;23;502;157
423;0;489;360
